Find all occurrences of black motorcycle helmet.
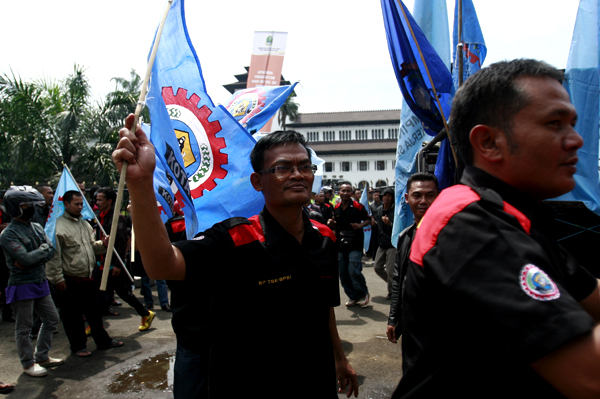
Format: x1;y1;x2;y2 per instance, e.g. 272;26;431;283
3;186;45;219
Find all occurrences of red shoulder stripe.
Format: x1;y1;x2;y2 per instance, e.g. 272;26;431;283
503;201;531;234
410;185;480;267
310;220;337;242
228;215;264;247
352;200;364;210
171;219;186;233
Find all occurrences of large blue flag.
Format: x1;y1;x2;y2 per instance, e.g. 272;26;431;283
389;0;451;247
146;0;265;236
45;167;96;246
381;0;453;137
359;187;372;252
224;83;298;134
550;0;600;215
434;0;487;190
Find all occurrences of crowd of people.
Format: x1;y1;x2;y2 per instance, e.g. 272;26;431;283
2;58;600;398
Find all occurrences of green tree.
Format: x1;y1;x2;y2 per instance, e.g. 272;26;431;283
277;92;300;131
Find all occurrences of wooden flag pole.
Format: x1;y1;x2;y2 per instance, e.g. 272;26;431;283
62;163;134;282
457;0;464;87
100;0;174;291
396;0;458;168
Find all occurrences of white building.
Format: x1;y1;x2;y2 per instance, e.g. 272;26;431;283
286;109;400;190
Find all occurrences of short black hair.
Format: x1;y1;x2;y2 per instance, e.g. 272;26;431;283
250;130;311;173
407;173;439;193
63;190;82;204
450;59;563;167
35;184;51;192
96;187;116;206
339;181;353;190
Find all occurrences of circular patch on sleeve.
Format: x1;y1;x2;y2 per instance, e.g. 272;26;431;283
520;264;560;301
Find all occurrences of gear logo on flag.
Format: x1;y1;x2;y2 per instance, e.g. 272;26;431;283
163;87;228;198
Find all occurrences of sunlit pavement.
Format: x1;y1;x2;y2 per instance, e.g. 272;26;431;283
0;262;401;398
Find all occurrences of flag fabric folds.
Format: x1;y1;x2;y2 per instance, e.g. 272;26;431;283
381;0;453;137
146;0;264;236
44;167;96;246
389;0;451;247
359;188;372;252
224;83;298;134
551;0;600;214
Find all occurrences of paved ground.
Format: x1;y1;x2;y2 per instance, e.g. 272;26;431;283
0;260;402;398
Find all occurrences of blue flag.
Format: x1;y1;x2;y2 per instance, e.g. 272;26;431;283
452;0;487;88
224;83;298;134
389;0;451;247
359;187;372;252
550;0;600;215
381;0;453;137
146;0;264;236
45;167;96;246
434;0;487;190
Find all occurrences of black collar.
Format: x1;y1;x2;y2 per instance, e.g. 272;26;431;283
259;206;317;247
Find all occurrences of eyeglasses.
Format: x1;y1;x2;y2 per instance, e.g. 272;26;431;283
259;164;317;177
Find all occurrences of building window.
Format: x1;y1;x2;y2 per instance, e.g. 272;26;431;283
376;160;386;170
392;160;396;169
355;129;368;140
307;131;319;142
359;161;368;171
324;162;334;172
372;129;384;140
323;131;335;141
340;130;351;141
341;161;351;172
388;128;398;139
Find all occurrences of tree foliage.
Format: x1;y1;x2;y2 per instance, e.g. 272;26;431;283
277;92;300;131
0;67;145;189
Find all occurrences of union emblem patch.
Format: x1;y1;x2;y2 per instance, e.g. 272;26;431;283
520;264;560;301
224;88;267;127
162;87;228;199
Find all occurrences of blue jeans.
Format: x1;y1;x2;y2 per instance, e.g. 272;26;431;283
338;250;369;301
141;276;169;307
12;294;59;368
174;342;209;399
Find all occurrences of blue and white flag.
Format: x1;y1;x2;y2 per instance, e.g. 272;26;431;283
224;83;298;134
146;0;264;236
550;0;600;215
44;167;95;246
389;0;451;247
381;0;452;137
359;187;372;252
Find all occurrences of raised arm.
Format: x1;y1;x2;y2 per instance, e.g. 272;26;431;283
112;114;186;280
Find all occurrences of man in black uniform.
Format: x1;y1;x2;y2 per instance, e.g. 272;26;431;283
113;125;358;398
328;182;371;308
395;59;600;398
373;188;396;299
386;173;438;344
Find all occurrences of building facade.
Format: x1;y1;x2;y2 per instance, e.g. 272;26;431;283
286;109;400;190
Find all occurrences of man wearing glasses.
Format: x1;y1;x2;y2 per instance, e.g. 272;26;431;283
113;124;358;399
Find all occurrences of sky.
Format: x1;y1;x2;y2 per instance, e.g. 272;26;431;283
1;0;581;114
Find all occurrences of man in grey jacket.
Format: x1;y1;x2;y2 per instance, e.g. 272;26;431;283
0;187;64;377
46;190;123;357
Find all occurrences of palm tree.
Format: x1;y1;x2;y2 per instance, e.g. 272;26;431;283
277;92;300;131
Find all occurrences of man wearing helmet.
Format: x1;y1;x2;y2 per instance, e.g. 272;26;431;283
0;186;64;377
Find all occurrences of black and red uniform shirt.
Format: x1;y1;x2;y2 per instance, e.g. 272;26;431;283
333;200;370;252
395;166;597;399
174;207;340;398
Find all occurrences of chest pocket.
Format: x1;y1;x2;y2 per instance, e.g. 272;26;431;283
63;238;81;249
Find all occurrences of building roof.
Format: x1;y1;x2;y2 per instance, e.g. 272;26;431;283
287;109;401;128
223;66;291;94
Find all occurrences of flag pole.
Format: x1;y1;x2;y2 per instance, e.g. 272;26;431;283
100;0;174;291
396;0;458;168
62;163;134;283
457;0;464;87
